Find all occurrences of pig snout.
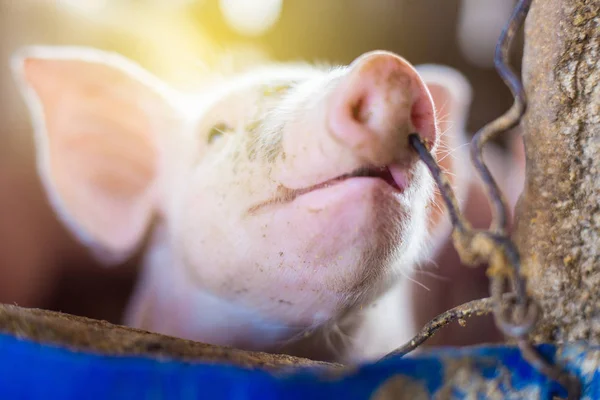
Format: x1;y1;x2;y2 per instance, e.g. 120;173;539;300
327;51;438;168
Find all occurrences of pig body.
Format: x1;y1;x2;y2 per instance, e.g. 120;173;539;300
12;47;473;362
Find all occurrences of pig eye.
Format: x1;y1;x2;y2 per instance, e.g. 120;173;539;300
207;123;232;144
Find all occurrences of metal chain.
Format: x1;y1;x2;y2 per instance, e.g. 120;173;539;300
383;0;581;398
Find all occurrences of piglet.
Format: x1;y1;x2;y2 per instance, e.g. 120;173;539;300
11;46;472;363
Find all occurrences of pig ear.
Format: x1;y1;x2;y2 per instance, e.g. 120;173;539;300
416;65;473;250
11;46;178;265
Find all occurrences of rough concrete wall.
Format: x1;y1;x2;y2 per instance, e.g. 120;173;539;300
516;0;600;342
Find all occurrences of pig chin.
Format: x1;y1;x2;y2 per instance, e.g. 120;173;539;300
176;164;429;330
246;177;421;325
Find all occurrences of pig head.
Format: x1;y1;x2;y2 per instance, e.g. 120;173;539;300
11;46;472;362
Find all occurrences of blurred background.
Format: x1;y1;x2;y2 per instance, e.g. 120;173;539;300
0;0;522;349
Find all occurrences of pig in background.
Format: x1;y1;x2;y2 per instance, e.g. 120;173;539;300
0;0;524;357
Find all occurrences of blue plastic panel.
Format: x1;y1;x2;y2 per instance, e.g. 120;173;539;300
0;332;597;399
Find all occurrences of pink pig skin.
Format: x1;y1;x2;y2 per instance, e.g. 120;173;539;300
12;46;473;363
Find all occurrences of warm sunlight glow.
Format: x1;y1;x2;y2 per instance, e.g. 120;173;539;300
57;0;108;14
219;0;283;36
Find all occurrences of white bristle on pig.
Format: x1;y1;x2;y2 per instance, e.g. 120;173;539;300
11;46;472;363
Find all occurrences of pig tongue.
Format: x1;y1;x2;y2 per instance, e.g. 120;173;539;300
387;164;409;191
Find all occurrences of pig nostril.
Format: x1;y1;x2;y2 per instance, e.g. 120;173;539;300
409;96;436;149
410;105;420;130
351;97;371;125
351;100;361;121
410;101;425;134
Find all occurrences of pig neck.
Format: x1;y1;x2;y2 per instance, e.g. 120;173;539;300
125;224;415;361
125;223;301;352
277;278;417;363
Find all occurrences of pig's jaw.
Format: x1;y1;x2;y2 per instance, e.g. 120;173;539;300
125;215;428;360
125;223;420;358
161;131;434;348
168;164;433;335
131;146;434;361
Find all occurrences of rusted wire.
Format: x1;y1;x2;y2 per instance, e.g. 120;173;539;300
471;0;530;310
469;0;531;236
382;295;500;359
383;0;582;397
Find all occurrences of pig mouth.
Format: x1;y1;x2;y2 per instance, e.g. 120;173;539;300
318;165;405;192
247;165;406;215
